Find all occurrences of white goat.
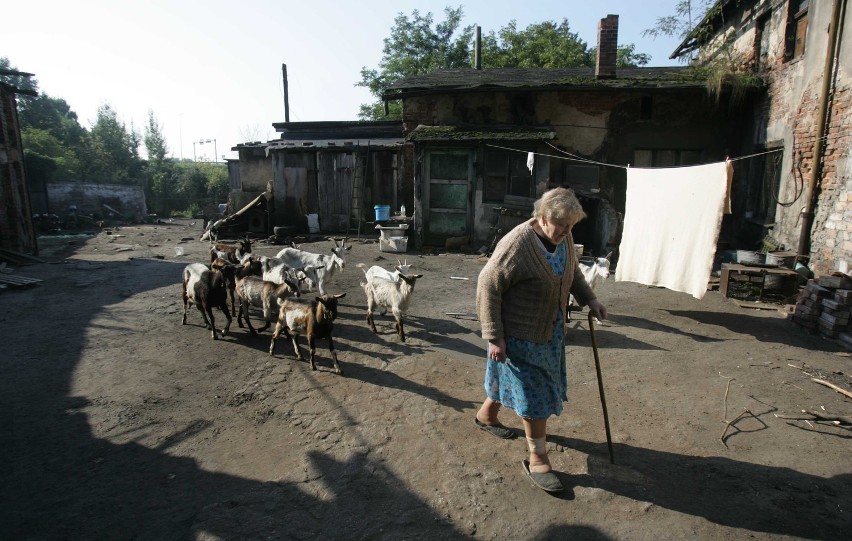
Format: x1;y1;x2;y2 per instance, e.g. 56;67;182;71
355;258;413;283
275;237;350;295
361;273;423;342
259;255;312;293
569;252;612;322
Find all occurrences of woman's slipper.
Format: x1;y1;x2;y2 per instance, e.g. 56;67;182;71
474;418;517;439
522;460;564;493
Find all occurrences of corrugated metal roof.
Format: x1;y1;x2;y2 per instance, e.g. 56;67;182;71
266;138;404;151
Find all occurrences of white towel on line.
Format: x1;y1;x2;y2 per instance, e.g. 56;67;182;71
615;161;731;300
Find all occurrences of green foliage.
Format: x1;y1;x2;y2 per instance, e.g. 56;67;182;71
357;9;653;119
358;6;474;120
144;110;168;165
21;127;82;180
481;19;591;68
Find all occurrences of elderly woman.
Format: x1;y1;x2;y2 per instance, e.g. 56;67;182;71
475;187;607;493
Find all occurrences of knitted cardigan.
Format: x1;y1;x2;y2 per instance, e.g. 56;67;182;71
476;218;595;344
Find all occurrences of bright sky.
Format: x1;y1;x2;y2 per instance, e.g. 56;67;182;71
3;0;686;162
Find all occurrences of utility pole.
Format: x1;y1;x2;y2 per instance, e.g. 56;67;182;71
282;63;290;123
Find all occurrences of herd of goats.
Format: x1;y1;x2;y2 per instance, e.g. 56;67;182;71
181;237;421;376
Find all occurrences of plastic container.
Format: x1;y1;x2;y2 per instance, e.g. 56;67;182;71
374;205;391;221
380;236;409;253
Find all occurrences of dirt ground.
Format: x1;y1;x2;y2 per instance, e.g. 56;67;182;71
2;218;850;540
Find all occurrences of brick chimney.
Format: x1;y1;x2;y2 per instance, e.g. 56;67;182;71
595;14;619;80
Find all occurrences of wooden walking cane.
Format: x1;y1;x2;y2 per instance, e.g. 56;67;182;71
587;312;615;464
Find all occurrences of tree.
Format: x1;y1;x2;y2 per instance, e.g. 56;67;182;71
481;19;590;68
144;110;168;165
643;0;715;62
357;6;475;120
88;103;142;184
357;9;653;119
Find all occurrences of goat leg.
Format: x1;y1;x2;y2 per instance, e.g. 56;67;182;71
328;337;342;375
203;306;218;340
269;322;283;356
366;311;378;334
308;335;317;371
218;301;232;337
393;308;405;342
290;334;303;361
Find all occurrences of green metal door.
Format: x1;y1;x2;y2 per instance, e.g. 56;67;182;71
424;150;472;245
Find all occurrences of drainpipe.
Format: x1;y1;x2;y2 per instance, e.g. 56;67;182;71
797;0;845;260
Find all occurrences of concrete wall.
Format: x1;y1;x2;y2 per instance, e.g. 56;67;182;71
237;147;272;192
47;182;147;220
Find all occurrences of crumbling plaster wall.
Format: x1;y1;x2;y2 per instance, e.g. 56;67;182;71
761;3;851;274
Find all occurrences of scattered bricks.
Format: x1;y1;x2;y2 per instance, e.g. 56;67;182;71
792;315;817;330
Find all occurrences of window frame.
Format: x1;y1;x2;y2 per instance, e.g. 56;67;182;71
482;146;535;203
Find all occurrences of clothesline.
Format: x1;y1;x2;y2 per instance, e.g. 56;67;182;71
484;141;790;170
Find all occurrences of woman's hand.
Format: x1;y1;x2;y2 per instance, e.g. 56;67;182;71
488;338;507;362
588;299;608;321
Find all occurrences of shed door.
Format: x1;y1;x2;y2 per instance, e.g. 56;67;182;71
424;150;473;245
317;151;354;232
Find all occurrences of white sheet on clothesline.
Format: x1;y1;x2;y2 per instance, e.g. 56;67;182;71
615;160;732;300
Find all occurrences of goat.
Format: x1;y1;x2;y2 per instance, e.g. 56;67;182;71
580;252;613;291
211;257;263;316
182;262;232;340
361;273;423;342
569;252;612;322
210;237;252;264
259;255;312;293
235;275;300;335
275;237;350;295
269;293;347;375
356;258;413;282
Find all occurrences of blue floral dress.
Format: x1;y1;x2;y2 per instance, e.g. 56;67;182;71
484;238;567;419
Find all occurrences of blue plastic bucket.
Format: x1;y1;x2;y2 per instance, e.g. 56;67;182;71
374;205;390;221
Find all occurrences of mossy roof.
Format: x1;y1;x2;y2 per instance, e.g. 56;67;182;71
383;66;716;100
407;125;556;142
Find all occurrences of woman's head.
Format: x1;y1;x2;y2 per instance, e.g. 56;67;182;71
532;187;586;245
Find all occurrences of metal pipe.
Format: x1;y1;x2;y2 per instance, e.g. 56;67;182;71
282;63;290;123
797;0;845;260
475;26;482;70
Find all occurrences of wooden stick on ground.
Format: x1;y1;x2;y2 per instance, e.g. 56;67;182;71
811;378;852;400
775;410;852;425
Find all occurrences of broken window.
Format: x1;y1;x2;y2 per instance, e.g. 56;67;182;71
483;147;534;203
785;0;808;61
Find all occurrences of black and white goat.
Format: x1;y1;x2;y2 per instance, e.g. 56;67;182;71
269;293;347;375
181;263;232;340
361;273;423;342
275;237;350;295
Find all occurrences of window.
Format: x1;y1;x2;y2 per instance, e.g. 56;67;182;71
754;14;770;71
483;148;534;203
633;149;702;167
746;147;782;222
785;0;808;61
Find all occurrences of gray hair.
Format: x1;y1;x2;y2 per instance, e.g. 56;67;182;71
532;187;586;223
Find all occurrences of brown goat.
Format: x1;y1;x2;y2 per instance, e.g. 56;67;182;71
269;293;346;375
211;256;262;316
210;237;252;264
236;276;300;335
